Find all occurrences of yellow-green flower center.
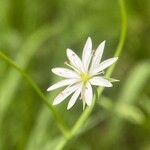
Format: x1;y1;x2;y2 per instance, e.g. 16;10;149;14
80;73;90;85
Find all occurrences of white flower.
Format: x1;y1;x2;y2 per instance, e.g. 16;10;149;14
47;37;118;110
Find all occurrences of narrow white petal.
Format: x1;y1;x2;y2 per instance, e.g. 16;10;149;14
90;41;105;70
52;67;79;78
53;84;80;105
91;57;118;75
47;79;79;91
67;87;81;110
90;76;112;87
83;82;93;106
82;37;92;71
67;49;84;72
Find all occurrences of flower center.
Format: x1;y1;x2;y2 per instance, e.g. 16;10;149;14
80;73;90;85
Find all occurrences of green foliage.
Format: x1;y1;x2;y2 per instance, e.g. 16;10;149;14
0;0;150;150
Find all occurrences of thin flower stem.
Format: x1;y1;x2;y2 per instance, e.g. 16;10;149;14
59;0;127;148
0;51;70;138
106;0;127;77
70;94;96;137
55;94;97;150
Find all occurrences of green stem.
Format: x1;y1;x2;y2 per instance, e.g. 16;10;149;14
59;0;127;148
106;0;127;77
70;94;96;137
0;51;69;138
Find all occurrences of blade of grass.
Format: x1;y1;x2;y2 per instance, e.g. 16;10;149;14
0;23;64;119
26;105;53;150
0;51;69;138
98;95;145;124
26;77;62;150
140;95;150;115
102;61;150;149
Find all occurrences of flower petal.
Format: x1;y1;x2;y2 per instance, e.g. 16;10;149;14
90;76;112;87
53;84;80;105
91;57;118;75
82;37;92;71
47;78;79;91
90;41;105;70
66;49;84;72
83;82;93;106
51;67;79;78
67;87;81;110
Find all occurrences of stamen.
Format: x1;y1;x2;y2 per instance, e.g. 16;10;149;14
64;61;80;73
92;49;96;56
100;70;105;74
96;70;105;75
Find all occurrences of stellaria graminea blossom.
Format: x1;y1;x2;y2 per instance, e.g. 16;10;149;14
47;37;118;110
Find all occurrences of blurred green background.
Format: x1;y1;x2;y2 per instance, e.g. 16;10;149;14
0;0;150;150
